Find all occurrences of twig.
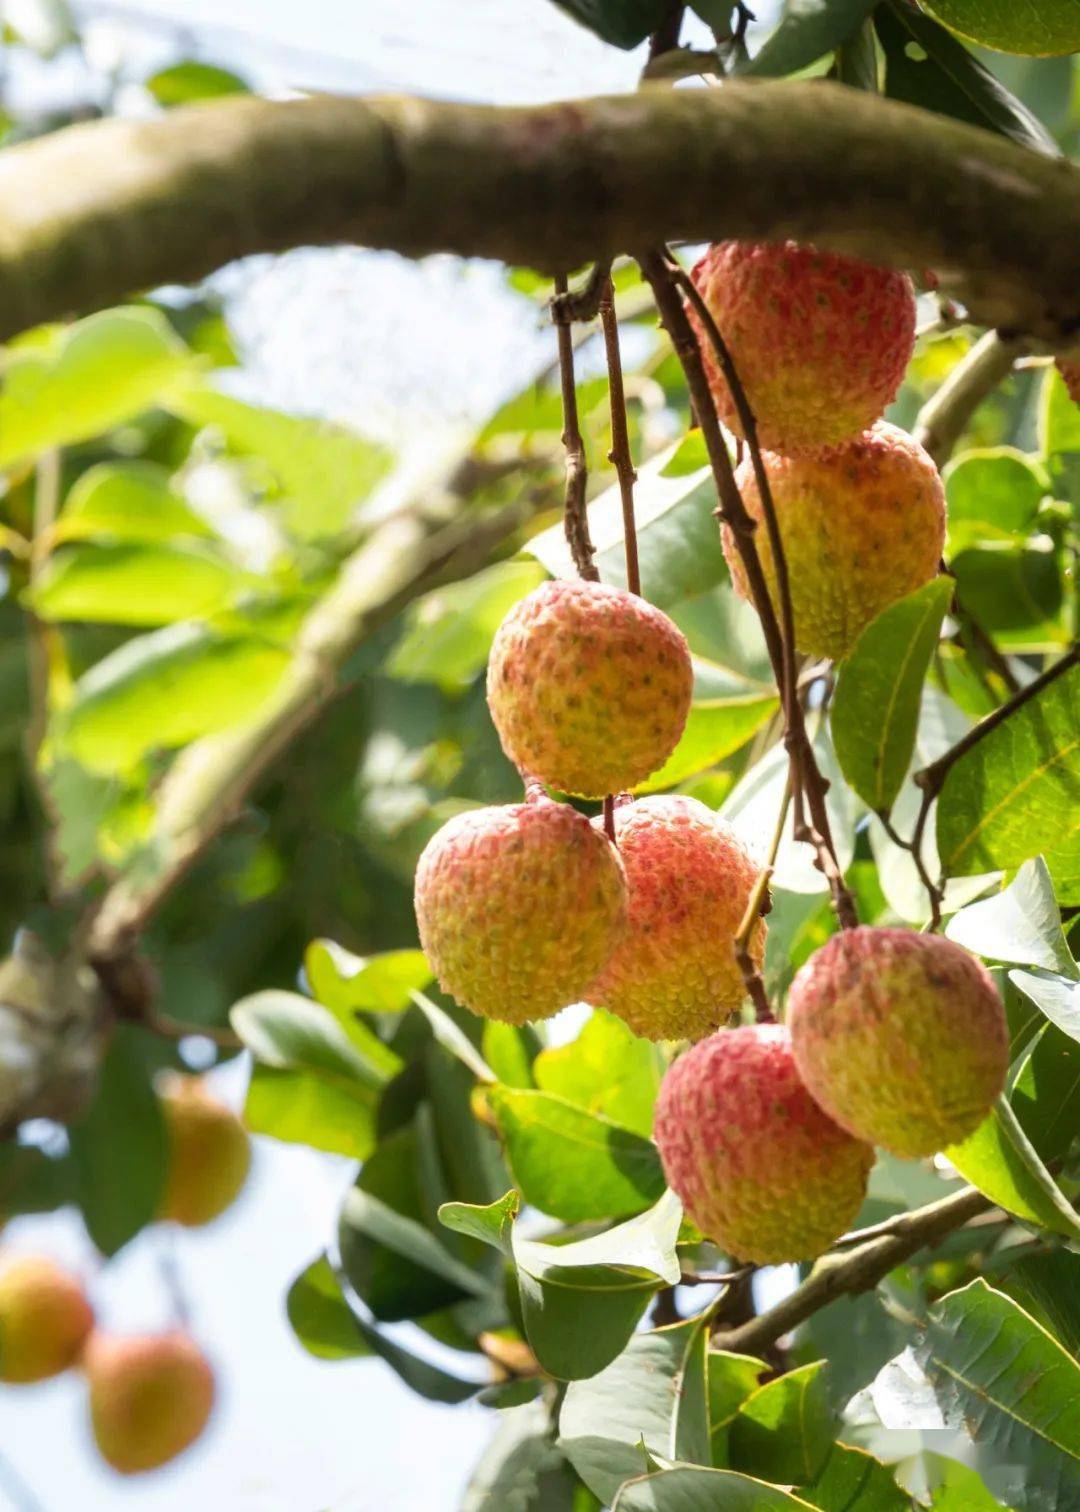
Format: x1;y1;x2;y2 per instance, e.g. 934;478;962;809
940;559;1020;696
877;808;944;930
599;277;641;597
551;259;612;325
734;774;791;1023
681;1263;754;1287
553;272;599;583
914;331;1025;468
712;1185;991;1356
830;1193;1007;1249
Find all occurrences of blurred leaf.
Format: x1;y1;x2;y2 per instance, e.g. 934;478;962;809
547;0;668;48
945;1097;1080;1241
634;690;778;795
489;1086;665;1222
54;462;215;545
145;60;250;105
231;988;401;1090
946;858;1076;978
560;1317;711;1505
740;0;877;77
0;307;192;466
462;1401;583;1509
1040;365;1080;506
945;449;1048;551
389;560;546;692
671;584;772;687
286;1254;374;1360
57;623;290;772
305;939;434;1015
245;1064;377;1160
612;1467;819;1509
1010;1024;1080;1165
483;1022;540;1090
0;1141;73;1222
3;0;76;55
339;1183;489;1321
533;1010;663;1137
1010;969;1080;1044
730;1362;837;1486
68;1025;167;1256
31;542;242;626
803;1444;907;1511
834;17;879;89
918;1281;1080;1511
950;544;1065;650
832;579;952;812
937;662;1080;876
411;992;495;1083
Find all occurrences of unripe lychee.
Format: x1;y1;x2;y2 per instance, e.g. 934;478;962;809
0;1256;93;1383
587;796;764;1042
158;1075;251;1228
787;927;1008;1159
689;240;915;456
654;1024;873;1264
414;798;626;1024
486;578;693;798
723;421;945;661
84;1330;215;1475
1058;359;1080;405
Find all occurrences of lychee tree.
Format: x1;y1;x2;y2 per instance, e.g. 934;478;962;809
0;1;1077;1505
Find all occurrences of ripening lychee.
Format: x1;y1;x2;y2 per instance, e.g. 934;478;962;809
414;797;626;1024
788;927;1008;1159
689;240;916;456
587;796;764;1042
0;1255;93;1383
486;578;693;798
84;1330;215;1475
723;421;945;661
1058;359;1080;405
654;1024;873;1264
158;1076;251;1228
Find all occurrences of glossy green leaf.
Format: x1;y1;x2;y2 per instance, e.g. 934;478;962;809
482;1022;540;1090
533;1010;663;1138
741;0;877;78
57;623;290;772
388;560;546;692
803;1444;908;1511
1002;1248;1080;1359
634;691;778;796
832;579;952;812
730;1362;838;1486
463;1401;582;1508
31;542;241;626
945;448;1048;551
243;1065;377;1160
1010;969;1080;1044
945;1097;1080;1241
0;307;192;466
145;60;249;105
488;1086;665;1222
919;1281;1080;1512
338;1186;488;1318
950;544;1065;650
613;1466;819;1510
54;461;214;545
547;0;668;48
410;991;494;1084
438;1190;519;1253
1011;1025;1080;1165
708;1352;767;1463
231;988;400;1089
946;858;1076;978
937;661;1080;876
286;1254;374;1360
560;1318;711;1506
304;939;434;1016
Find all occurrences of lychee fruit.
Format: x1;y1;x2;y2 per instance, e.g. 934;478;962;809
654;1024;874;1264
1058;358;1080;405
158;1075;251;1228
414;797;627;1024
486;578;693;798
688;239;915;456
0;1255;94;1383
84;1330;215;1474
723;420;945;661
587;796;764;1042
787;927;1008;1159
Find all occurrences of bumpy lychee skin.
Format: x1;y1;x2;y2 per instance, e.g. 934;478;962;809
0;1256;93;1383
654;1024;874;1264
723;421;945;661
689;240;916;456
788;927;1008;1159
486;578;693;798
414;798;627;1024
84;1330;214;1475
1058;359;1080;405
158;1076;251;1228
587;796;764;1042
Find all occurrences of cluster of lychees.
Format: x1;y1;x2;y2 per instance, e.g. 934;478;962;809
0;1077;249;1473
414;240;1008;1269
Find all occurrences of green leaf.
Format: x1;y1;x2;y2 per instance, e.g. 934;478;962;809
286;1254;374;1360
945;1097;1080;1241
463;1401;582;1509
741;0;877;78
0;307;192;465
527;437;728;609
832;579;952;812
919;1281;1080;1512
936;661;1080;877
877;3;1060;156
488;1086;666;1222
68;1025;167;1256
1011;1023;1080;1164
57;623;290;773
1041;364;1080;463
439;1190;520;1252
31;542;242;626
834;16;879;90
945;448;1048;551
54;462;215;545
547;0;668;49
560;1318;711;1506
231;988;401;1090
803;1444;908;1511
410;991;495;1084
950;544;1065;650
0;1143;72;1222
708;1352;767;1463
243;1064;377;1160
946;858;1077;979
388;560;546;692
730;1362;838;1486
613;1466;819;1509
1002;1248;1080;1359
482;1022;540;1090
304;939;434;1015
533;1010;663;1138
145;60;249;105
1010;969;1080;1044
634;690;778;796
338;1186;489;1319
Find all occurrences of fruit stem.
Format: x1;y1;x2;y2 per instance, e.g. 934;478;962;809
552;272;600;583
599;276;642;597
734;772;792;1023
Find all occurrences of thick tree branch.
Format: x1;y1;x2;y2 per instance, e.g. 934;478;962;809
914;331;1026;468
0;83;1077;345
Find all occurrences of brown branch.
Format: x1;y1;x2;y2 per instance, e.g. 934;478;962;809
913;331;1026;468
551;259;612;324
712;1185;991;1356
553;272;599;583
599;276;641;597
878;807;944;930
648;2;686;59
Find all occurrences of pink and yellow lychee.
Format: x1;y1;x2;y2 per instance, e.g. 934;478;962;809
0;1255;93;1383
158;1075;251;1229
84;1330;215;1474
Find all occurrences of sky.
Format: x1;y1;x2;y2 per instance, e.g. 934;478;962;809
0;3;780;1509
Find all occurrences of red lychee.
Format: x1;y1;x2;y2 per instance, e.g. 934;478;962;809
0;1255;93;1383
723;420;945;661
654;1024;874;1264
414;797;627;1024
84;1330;215;1474
587;796;764;1042
1057;358;1080;405
486;578;693;799
788;927;1008;1158
689;240;916;456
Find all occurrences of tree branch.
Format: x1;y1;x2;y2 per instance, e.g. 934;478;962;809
914;331;1025;468
0;83;1077;344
